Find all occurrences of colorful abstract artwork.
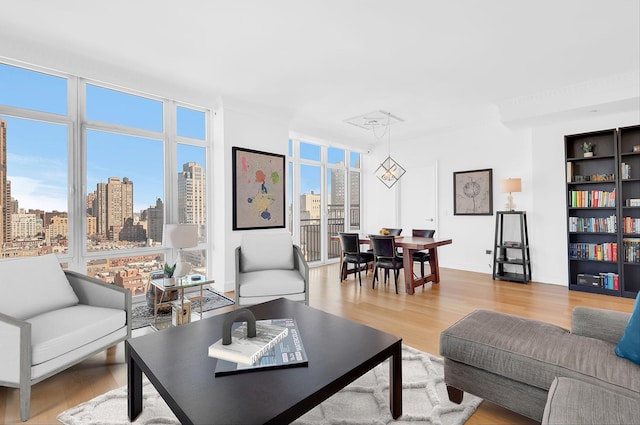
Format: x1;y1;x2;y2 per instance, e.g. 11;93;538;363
232;147;285;230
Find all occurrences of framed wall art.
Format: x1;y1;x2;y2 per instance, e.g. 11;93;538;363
453;168;493;215
232;147;286;230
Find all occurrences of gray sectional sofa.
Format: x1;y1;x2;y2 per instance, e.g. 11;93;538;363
440;307;639;424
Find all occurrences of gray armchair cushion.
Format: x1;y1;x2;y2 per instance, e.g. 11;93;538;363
240;232;295;272
0;254;79;320
27;305;126;365
238;269;305;298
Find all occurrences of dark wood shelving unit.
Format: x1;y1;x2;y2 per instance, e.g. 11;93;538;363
564;125;640;299
492;211;531;284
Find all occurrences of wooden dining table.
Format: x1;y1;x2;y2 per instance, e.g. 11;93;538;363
333;235;453;295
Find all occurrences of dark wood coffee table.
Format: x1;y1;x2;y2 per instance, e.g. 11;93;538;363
127;298;402;424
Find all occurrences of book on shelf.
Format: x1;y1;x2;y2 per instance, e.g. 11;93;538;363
208;318;289;365
214;318;308;376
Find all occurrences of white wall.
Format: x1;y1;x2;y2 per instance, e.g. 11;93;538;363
214;104;291;292
364;108;639;287
365;109;532;276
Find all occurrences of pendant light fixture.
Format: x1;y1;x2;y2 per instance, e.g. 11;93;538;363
374;111;406;188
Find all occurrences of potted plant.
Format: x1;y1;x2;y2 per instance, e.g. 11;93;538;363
164;262;176;286
582;141;594;157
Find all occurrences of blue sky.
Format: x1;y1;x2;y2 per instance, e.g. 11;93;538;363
0;63;205;213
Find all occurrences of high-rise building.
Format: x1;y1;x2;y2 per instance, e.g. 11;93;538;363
11;210;41;239
3;179;12;244
94;177;134;239
147;198;164;244
300;191;321;219
178;162;205;225
1;119;7;245
331;167;345;206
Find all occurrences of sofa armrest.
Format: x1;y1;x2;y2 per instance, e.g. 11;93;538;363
64;270;131;337
293;245;310;305
571;307;630;345
0;312;31;386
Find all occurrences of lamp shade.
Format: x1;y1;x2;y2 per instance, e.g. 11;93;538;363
163;224;198;248
500;178;521;193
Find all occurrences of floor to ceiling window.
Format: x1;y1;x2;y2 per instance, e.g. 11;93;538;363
0;61;210;295
288;138;364;264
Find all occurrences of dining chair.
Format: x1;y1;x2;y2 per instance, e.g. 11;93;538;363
412;229;436;280
337;232;374;286
369;235;403;294
384;228;403;236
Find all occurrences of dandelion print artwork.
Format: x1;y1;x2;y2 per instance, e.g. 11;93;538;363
453;169;493;215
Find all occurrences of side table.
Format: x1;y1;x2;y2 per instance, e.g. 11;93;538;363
149;274;215;329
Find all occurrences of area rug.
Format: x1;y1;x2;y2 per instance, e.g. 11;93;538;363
130;289;235;330
57;345;482;425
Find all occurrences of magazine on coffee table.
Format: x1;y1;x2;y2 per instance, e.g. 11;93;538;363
214;318;308;376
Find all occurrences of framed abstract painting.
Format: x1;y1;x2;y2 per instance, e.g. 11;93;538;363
232;147;286;230
453;168;493;215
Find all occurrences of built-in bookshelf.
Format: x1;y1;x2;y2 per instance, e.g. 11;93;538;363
565;125;640;298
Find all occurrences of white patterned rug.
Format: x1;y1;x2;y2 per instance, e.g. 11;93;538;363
57;345;482;425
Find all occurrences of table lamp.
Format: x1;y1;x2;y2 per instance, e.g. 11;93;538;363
163;224;198;277
500;178;521;211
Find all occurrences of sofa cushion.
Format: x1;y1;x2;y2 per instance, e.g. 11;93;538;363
615;292;640;365
440;310;640;396
27;304;126;365
542;377;640;425
240;232;294;272
238;269;305;298
0;254;79;320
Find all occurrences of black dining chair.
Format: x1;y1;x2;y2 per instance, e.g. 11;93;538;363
338;232;374;286
412;229;436;280
369;235;403;294
384;228;403;236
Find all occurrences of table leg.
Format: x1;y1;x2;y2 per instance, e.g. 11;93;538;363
389;341;403;419
402;248;416;295
428;247;440;283
127;343;143;421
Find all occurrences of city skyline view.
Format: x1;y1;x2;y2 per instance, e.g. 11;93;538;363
1;63;206;214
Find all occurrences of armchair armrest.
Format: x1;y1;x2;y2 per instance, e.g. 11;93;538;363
0;312;31;385
571;307;630;345
293;245;310;305
64;270;132;337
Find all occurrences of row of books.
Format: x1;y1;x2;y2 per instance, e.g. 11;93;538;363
622;217;640;234
576;273;619;290
569;242;618;261
625;198;640;207
568;215;616;233
568;189;616;208
623;238;640;263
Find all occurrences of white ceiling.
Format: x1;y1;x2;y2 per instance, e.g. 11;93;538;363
0;0;639;147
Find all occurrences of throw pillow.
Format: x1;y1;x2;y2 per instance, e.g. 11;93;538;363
615;292;640;365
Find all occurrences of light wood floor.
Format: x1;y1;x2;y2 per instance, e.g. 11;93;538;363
1;265;634;424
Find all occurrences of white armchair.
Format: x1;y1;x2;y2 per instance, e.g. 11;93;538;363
235;232;309;306
0;254;131;421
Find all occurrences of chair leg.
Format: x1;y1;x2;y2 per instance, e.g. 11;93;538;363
372;266;378;288
341;261;347;281
394;269;399;294
20;381;31;421
357;263;362;286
